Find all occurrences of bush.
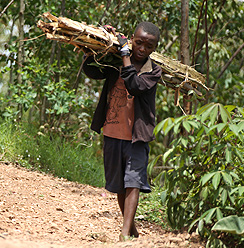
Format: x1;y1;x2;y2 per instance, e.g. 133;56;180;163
151;103;244;247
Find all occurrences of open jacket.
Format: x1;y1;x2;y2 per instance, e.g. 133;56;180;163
82;55;162;143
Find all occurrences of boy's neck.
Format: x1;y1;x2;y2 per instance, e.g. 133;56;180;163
130;56;148;72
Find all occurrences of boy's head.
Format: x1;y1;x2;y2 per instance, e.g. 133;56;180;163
134;22;160;43
131;22;160;63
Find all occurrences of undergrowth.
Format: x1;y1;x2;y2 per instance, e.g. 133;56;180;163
0;121;105;187
137;186;169;229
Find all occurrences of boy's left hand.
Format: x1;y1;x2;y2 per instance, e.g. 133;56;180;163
103;25;116;35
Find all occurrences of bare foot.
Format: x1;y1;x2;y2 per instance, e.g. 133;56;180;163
119;233;133;242
130;223;139;238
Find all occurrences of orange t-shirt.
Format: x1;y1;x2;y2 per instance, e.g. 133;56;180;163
103;77;134;140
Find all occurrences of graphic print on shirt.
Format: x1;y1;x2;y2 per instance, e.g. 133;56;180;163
104;78;127;125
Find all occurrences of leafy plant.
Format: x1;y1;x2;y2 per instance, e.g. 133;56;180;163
151;103;244;247
137;186;169;229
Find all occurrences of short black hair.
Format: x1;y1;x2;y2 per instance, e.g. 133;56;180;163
134;22;160;43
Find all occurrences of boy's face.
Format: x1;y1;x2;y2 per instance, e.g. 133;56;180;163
131;27;158;62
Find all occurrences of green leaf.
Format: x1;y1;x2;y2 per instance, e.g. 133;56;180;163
222;172;233;185
147;155;162;176
165;122;175;135
219;104;231;123
225;105;236;113
163;148;174;163
238;186;244;196
196;103;214;116
154;117;174;135
181;137;188;148
212;215;244;235
229;171;240;180
229;124;240;136
216;123;227;133
237;120;244;132
211;144;225;154
228;190;235;205
225;146;232;163
198;219;204;235
200;187;209;200
216;208;223;221
204;208;216;224
183;121;191;132
195;135;204;155
212;172;221;190
200;104;216;122
161;190;168;204
187;120;199;129
173;122;181;134
200;172;216;186
210;105;218;125
221;189;227;206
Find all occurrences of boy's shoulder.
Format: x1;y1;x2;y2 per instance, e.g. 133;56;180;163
150;57;162;74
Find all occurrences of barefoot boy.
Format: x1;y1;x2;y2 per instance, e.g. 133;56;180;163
82;22;161;241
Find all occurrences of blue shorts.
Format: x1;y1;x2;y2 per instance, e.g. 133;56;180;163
103;136;151;194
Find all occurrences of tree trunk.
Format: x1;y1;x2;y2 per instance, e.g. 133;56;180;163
17;0;25;120
181;0;192;115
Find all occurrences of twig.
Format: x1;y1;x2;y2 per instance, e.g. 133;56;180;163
20;33;45;42
0;0;15;18
218;42;244;78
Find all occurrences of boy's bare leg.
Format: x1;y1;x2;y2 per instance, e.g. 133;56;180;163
117;187;140;240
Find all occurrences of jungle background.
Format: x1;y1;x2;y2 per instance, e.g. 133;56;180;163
0;0;244;247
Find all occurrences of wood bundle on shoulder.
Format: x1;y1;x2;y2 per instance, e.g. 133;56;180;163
37;12;208;96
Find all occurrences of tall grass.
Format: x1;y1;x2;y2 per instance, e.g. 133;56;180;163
0;121;105;187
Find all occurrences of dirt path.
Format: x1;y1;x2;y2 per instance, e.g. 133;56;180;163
0;162;205;248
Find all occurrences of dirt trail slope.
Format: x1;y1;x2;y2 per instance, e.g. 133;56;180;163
0;162;205;248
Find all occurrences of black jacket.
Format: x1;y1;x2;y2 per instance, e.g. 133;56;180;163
82;55;162;143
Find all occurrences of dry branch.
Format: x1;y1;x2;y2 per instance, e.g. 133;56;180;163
37;12;208;96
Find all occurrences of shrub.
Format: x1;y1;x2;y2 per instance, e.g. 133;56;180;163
151;103;244;247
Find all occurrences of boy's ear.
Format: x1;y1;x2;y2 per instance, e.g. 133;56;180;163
130;34;134;41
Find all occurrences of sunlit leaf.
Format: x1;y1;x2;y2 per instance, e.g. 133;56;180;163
212;215;244;235
200;172;216;186
200;104;216;122
216;208;223;221
221;189;227;206
219;104;231;123
183;121;191;132
229;124;240;136
163;148;174;163
210;105;218;125
154;117;174;135
204;208;216;224
225;146;232;163
212;172;221;190
161;190;168;204
222;172;233;185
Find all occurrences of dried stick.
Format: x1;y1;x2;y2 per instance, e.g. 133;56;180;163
0;0;15;18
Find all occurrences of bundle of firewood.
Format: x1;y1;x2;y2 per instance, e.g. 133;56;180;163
37;12;208;97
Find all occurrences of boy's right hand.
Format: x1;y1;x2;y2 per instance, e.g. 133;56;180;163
117;33;130;57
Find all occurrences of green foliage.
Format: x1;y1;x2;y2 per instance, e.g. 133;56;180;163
137;187;169;229
152;102;244;247
0;121;105;187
